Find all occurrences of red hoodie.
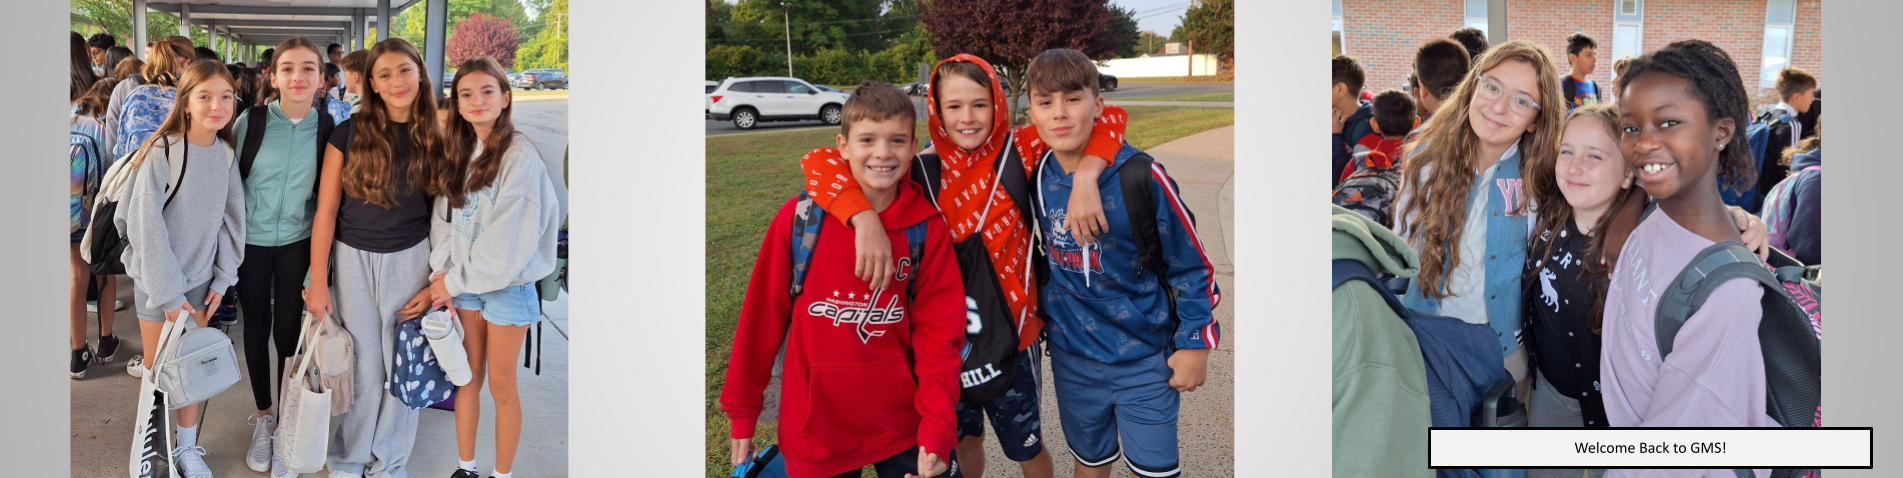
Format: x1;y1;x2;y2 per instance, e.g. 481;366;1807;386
722;178;966;478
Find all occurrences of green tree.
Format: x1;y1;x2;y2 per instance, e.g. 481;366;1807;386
1108;5;1140;58
395;0;527;46
727;0;899;56
73;0;192;49
515;0;567;71
1182;0;1233;63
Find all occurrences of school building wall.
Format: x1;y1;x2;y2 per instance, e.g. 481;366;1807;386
1340;0;1822;105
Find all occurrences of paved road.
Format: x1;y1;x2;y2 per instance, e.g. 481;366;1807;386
510;98;572;215
705;82;1233;136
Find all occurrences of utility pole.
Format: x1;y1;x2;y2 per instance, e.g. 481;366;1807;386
1186;0;1195;77
783;2;794;77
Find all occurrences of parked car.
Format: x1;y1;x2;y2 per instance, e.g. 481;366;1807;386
706;80;720;94
1098;73;1118;92
511;72;525;87
707;76;852;130
514;69;568;90
900;82;924;96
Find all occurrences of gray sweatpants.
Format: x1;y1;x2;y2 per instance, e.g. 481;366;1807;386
1528;372;1607;478
326;240;430;478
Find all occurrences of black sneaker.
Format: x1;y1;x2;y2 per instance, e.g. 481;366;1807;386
71;347;94;379
95;335;121;363
451;469;480;478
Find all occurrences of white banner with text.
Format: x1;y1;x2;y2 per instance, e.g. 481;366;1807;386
1428;428;1872;469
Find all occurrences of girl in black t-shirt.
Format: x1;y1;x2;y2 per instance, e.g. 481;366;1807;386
305;38;454;477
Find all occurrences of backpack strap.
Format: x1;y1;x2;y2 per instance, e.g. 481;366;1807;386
1118;152;1181;278
162;137;188;210
238;105;270;180
911;153;942;208
1332;258;1408;318
316;106;336;196
904;220;928;298
994;132;1036;227
788;190;826;297
1652;242;1779;357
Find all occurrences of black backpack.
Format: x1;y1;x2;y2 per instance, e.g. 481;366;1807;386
1642;205;1822;478
909;133;1030;403
84;138;190;276
237;104;334;194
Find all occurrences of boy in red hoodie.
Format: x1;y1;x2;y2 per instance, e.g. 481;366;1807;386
721;81;967;478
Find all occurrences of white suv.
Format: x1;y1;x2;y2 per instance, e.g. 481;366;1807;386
707;77;851;130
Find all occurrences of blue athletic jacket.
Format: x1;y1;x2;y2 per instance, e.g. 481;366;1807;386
1033;144;1221;365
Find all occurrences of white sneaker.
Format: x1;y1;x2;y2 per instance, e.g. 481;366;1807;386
84;300;125;312
172;445;214;478
246;414;277;472
126;355;145;378
271;453;298;478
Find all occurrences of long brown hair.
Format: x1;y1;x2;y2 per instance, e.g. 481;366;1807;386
344;38;450;208
441;57;520;208
1529;104;1632;333
113;56;145;83
1399;40;1566;299
70;32;98;102
76;78;117;118
130;59;236;170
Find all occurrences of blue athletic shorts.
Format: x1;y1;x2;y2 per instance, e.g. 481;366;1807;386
956;341;1045;462
1049;345;1180;477
451;282;541;326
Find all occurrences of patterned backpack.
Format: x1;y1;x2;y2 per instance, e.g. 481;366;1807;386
116;84;177;159
389;318;454;410
71;114;106;234
1331;149;1401;229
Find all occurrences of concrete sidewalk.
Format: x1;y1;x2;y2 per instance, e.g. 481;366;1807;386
967;125;1236;477
70;283;571;477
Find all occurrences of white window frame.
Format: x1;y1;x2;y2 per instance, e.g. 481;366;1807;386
1465;0;1488;38
1333;0;1345;55
1760;0;1797;88
1611;0;1644;83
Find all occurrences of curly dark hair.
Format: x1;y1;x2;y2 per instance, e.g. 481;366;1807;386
1616;39;1755;192
1566;33;1597;55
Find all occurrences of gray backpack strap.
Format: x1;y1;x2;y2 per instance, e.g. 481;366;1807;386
1653;242;1778;357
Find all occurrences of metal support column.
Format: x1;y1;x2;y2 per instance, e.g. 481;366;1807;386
132;0;147;59
378;0;391;45
178;3;191;39
425;0;448;97
1488;0;1508;44
355;10;368;50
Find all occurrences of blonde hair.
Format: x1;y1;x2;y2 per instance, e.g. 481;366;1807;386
1398;40;1566;298
141;37;194;87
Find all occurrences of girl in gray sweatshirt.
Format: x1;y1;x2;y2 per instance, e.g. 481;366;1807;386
117;59;244;478
426;58;563;478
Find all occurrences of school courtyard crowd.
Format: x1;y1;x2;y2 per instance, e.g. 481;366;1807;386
1329;9;1824;478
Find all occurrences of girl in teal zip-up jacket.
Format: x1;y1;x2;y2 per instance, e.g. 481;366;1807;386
229;37;338;475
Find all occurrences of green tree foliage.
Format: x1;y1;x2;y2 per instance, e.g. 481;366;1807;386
515;0;567;71
1182;0;1233;63
1108;5;1141;58
705;0;934;86
73;0;194;49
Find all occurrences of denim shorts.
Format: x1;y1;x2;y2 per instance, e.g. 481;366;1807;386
451;282;542;326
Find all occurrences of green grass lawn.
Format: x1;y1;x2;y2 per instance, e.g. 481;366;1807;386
703;106;1232;478
1114;92;1235;103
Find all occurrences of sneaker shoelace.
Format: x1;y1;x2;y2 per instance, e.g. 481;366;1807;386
173;445;211;474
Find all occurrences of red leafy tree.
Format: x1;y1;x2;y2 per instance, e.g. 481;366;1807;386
447;13;523;70
921;0;1132;118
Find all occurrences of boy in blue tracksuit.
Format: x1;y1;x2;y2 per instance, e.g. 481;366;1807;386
1022;49;1221;478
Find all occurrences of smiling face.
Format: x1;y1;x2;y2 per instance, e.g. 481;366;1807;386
273;47;323;105
454;71;510;128
187;76;236;136
1618;72;1731;201
370;51;422;112
1466;61;1543;151
933;73;994;151
836;117;916;193
1556;116;1631;214
1028;86;1104;157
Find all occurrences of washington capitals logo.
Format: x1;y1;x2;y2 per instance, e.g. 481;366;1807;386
808;288;907;343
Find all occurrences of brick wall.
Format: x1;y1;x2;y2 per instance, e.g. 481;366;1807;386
1507;0;1617;88
1791;0;1822;88
1339;0;1824;107
1339;0;1465;94
1641;0;1766;100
